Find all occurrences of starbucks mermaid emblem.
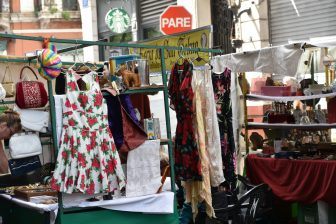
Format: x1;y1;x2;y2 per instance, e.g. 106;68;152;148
105;8;131;33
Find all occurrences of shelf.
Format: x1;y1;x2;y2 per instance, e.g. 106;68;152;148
123;85;164;94
246;92;336;102
160;139;171;145
101;85;164;96
246;122;336;129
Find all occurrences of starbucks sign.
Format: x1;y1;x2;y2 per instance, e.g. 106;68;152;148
105;8;131;34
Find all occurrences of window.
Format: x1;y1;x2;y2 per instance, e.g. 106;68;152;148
0;0;9;12
109;32;132;43
143;26;161;40
62;0;78;11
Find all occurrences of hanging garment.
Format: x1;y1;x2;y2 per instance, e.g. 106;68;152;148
130;93;151;125
126;140;161;197
55;72;88;94
104;93;147;155
51;71;125;194
168;60;202;181
193;66;224;187
191;69;215;218
212;68;237;187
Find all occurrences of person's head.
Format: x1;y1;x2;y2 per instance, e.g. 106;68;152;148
0;110;21;139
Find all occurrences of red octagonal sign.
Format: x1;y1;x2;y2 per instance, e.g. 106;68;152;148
160;5;192;35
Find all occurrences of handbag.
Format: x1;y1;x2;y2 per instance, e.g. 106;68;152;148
15;66;48;109
14;105;49;133
8;155;41;177
1;65;14;98
0;83;6;100
9;132;42;159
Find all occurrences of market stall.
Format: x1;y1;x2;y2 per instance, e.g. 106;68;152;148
212;41;336;223
0;33;226;224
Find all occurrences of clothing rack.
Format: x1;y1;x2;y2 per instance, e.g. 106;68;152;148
0;33;223;224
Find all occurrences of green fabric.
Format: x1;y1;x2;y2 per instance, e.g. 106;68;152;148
0;106;9;114
62;209;179;224
0;196;179;224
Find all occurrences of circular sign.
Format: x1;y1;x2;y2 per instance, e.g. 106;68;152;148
105;8;131;34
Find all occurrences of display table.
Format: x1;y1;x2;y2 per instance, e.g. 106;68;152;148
0;192;177;224
246;154;336;205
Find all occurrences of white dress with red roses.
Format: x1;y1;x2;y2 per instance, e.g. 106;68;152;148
51;71;125;194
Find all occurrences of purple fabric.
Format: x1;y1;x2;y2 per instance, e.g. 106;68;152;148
104;93;139;148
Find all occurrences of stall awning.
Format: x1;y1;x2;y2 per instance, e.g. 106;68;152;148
212;43;304;76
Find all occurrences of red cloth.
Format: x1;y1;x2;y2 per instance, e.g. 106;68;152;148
328;97;336;123
246;154;336;205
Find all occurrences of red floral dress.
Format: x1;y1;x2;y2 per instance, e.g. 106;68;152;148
51;71;125;194
168;60;202;181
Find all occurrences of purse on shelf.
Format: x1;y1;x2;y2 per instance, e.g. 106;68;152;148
2;65;14;98
9;132;42;159
14;105;50;133
0;83;6;101
15;66;48;109
8;155;41;177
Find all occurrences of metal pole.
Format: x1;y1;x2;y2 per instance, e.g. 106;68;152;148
46;80;63;224
324;47;329;86
0;33;223;53
160;48;175;193
242;72;249;154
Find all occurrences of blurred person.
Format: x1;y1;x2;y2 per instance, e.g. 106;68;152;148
0;110;21;174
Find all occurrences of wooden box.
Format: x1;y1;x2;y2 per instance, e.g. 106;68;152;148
14;187;57;202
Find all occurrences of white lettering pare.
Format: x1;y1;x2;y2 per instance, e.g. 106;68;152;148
161;18;191;28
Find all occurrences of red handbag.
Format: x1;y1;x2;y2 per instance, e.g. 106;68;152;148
15;66;48;109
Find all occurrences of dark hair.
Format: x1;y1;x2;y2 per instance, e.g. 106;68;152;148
0;110;22;133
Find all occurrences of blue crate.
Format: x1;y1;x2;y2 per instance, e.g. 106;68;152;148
109;54;140;74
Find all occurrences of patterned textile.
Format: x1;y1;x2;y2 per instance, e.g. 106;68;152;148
212;68;237;187
126;140;161;197
192;70;215;218
51;71;125;194
194;67;224;187
104;93;142;149
168;60;202;181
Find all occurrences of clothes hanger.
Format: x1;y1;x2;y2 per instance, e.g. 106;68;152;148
192;48;213;70
67;45;78;72
176;46;185;66
75;60;96;74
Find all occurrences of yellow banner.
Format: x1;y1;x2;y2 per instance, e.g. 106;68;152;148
130;27;211;73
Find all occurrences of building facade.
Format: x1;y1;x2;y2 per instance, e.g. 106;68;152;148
234;0;336;52
93;0;213;61
0;0;82;57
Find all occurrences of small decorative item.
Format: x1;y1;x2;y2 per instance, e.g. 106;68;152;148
300;110;310;125
153;118;161;139
265;76;274;86
144;118;155;140
105;8;131;34
37;48;62;80
314;104;326;123
331;78;336;93
292;105;302;124
144;115;160;140
126;59;150;86
116;65;140;88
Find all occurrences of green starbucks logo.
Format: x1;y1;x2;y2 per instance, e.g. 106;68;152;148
105;8;131;33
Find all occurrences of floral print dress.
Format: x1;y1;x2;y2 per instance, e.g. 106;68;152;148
51;71;125;194
168;60;202;181
212;68;237;188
